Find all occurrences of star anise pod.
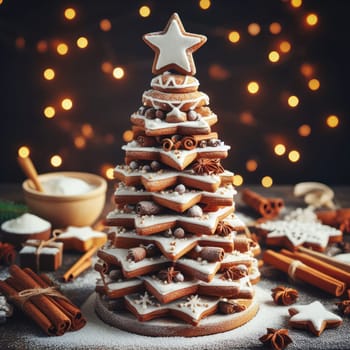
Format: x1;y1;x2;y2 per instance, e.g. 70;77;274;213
222;265;248;280
259;328;292;350
335;300;350;316
271;286;298;306
157;266;183;283
215;221;234;236
192;158;224;175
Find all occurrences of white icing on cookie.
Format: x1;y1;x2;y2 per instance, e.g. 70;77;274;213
151;73;199;91
57;226;106;241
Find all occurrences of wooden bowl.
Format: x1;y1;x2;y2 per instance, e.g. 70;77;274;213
22;172;107;228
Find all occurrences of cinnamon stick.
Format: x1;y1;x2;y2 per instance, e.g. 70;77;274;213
316;208;350;232
263;249;345;296
281;249;350;288
241;189;282;219
0;242;16;265
0;279;56;335
298;246;350;273
24;268;86;331
6;265;71;335
61;245;100;282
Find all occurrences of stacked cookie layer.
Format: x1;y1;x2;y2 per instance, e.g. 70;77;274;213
95;71;261;332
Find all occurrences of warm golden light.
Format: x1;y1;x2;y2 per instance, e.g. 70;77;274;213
247;23;261;36
106;167;115;180
61;98;73;110
76;36;88;49
74;136;86;149
308;78;320;91
50;155;62;167
233;174;244;186
288;95;299;107
306;13;318;26
247;81;260;94
57;43;69;55
274;144;286;156
139;5;151;17
228;31;240;43
44;106;56;118
82;124;94;138
113;67;125;79
288;150;300;162
37;40;48;53
300;63;313;77
199;0;211;10
261;176;273;188
279;41;291;53
268;51;280;63
43;68;55;80
326;115;339;128
101;61;113;74
100;19;112;31
123;130;134;142
298;124;311;137
291;0;302;8
269;22;282;35
246;159;258;172
64;8;76;20
0;0;4;5
18;146;30;158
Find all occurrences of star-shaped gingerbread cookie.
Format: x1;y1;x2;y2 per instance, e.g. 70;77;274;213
143;13;207;75
288;300;342;336
56;226;107;252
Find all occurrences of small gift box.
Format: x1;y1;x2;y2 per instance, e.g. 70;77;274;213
19;239;63;271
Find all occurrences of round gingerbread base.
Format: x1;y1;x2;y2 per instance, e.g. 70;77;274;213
95;294;259;337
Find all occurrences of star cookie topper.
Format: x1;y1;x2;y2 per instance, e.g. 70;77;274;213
143;13;207;75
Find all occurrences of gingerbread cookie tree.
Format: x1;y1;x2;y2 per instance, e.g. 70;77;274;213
95;13;261;337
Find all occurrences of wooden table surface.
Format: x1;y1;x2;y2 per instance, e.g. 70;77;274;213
0;183;349;349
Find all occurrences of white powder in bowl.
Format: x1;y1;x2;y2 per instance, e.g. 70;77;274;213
41;176;95;196
1;213;51;234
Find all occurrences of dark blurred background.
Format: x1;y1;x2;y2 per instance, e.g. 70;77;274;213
0;0;349;186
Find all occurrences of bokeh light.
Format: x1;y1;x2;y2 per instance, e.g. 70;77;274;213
139;5;151;17
261;176;273;188
61;98;73;110
113;67;125;79
56;43;69;55
64;8;76;20
43;68;55;80
37;40;48;53
288;150;300;162
308;78;320;91
290;0;302;8
274;144;286;156
74;136;86;149
18;146;30;158
326;115;339;128
269;22;282;34
101;61;113;74
300;63;314;77
43;106;56;118
246;159;258;172
50;155;62;167
233;174;244;186
100;19;112;31
76;36;88;49
15;37;25;49
228;31;240;43
268;51;280;63
247;81;260;94
247;23;261;36
199;0;211;10
306;13;318;26
123;130;134;142
279;41;291;53
287;95;299;107
82;124;94;138
298;124;311;137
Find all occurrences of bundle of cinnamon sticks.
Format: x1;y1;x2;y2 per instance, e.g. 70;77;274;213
0;265;86;336
263;248;350;297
